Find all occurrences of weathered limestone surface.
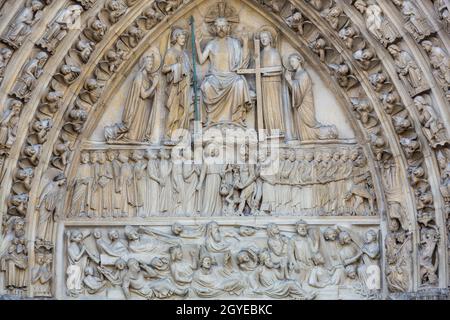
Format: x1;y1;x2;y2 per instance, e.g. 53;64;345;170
0;0;449;300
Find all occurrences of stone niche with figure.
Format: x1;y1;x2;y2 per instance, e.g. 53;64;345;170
4;0;449;301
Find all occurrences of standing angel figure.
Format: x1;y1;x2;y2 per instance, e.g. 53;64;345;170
163;27;193;144
285;53;338;141
258;27;285;137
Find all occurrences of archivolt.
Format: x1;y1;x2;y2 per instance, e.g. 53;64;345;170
0;0;448;298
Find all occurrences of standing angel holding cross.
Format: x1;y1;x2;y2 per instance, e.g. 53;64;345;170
258;27;285;137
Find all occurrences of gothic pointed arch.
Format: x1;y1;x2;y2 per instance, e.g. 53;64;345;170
0;0;448;300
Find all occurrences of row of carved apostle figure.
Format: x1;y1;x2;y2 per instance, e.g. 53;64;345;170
68;146;376;218
65;221;380;299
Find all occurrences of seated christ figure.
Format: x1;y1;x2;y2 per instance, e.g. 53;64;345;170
195;12;252;126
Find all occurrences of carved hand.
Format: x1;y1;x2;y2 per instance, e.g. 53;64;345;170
195;29;203;45
284;71;292;81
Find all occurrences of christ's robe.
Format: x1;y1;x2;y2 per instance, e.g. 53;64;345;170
201;37;252;124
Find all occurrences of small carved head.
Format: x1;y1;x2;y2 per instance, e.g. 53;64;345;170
288;150;296;161
92;20;106;32
140;53;155;74
54;173;67;186
36;252;45;265
200;255;213;269
214;17;231;38
127;258;141;272
288;53;304;71
93;229;102;239
206;221;220;239
68;4;83;18
266;223;280;237
118;152;129;163
258;249;273;267
106;149;116;161
413;95;429;110
169;245;183;261
10;99;23;113
32;0;45;11
0;47;13;61
85;78;99;91
90;152;98;163
345;265;357;279
292;11;303;22
24;145;37;157
171;223;184;236
389;218;401;233
338;231;352;245
295;220;308;237
13;218;26;234
365;230;378;244
305;153;314;161
237;250;250;264
171;28;188;46
323;227;338;241
115;259;127;270
421;40;433;52
36;52;49;65
60;64;71;75
97;152;106;164
354;0;368;14
69;230;83;243
259;31;273;47
15;168;33;181
145;149;157;160
124;226;140;241
387;44;401;56
108;230;120;241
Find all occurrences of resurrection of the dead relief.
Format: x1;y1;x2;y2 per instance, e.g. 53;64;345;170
0;0;449;300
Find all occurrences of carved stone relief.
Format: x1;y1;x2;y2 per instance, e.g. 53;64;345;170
0;0;449;300
62;221;380;300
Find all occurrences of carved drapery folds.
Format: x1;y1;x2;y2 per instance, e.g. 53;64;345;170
0;0;449;300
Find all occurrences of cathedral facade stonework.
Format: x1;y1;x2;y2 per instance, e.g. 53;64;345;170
0;0;449;300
